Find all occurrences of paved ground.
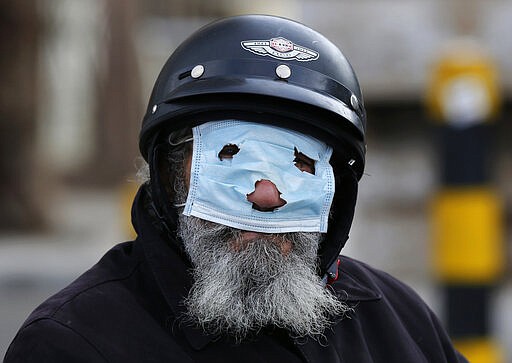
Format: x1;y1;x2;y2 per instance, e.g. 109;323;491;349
1;141;511;360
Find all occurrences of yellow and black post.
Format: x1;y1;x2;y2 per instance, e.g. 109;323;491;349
426;42;504;363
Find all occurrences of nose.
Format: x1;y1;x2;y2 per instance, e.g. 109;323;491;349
246;179;287;212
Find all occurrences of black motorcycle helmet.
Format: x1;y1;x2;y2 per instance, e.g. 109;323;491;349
139;14;366;280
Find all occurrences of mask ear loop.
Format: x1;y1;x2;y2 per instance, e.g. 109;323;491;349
168;135;193;146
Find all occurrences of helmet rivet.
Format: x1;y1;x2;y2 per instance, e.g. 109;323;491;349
152;104;158;114
275;64;291;79
191;64;205;79
350;94;360;111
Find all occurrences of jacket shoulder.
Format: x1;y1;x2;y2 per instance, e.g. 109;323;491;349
5;242;141;362
23;241;140;327
4;318;107;362
331;256;468;362
335;255;427;304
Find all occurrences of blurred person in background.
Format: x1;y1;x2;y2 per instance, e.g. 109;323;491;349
5;15;467;363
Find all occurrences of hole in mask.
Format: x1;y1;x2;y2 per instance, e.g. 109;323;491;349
218;144;240;160
246;179;287;212
293;147;315;174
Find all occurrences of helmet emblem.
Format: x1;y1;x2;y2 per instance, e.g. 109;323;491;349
241;37;319;62
270;37;293;52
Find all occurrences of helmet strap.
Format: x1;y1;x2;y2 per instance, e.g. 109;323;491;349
147;138;179;238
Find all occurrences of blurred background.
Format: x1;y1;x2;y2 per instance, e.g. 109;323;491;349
1;0;511;361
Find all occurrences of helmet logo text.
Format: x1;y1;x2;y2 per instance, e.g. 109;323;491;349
241;37;319;62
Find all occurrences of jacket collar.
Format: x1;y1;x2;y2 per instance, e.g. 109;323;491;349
333;257;382;302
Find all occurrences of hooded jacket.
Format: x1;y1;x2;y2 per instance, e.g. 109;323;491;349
4;187;467;363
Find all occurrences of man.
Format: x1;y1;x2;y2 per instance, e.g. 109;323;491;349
5;15;467;362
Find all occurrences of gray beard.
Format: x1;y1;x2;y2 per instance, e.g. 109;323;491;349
178;213;349;342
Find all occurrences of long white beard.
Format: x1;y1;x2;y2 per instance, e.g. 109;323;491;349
178;214;349;342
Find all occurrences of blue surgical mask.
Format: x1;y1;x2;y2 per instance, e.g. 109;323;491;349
183;120;335;233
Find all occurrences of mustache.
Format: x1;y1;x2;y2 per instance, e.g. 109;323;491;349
181;217;321;263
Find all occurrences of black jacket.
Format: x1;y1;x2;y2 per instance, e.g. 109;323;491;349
5;189;467;363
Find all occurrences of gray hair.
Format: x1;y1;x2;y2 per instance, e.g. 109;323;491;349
135;128;192;205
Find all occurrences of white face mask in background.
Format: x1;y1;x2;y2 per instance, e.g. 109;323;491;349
183;120;335;233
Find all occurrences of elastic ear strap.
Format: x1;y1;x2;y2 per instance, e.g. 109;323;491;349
319;164;358;277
